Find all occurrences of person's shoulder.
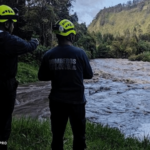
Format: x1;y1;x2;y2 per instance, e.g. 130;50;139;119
0;31;21;39
71;45;85;52
0;31;19;43
72;46;86;55
43;46;58;57
5;32;22;41
0;31;10;38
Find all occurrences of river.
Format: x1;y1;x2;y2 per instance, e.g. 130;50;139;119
13;58;150;140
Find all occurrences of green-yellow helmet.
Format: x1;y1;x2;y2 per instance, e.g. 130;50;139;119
0;5;17;23
53;19;76;36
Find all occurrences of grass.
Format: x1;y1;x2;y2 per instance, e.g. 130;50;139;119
16;62;38;84
9;117;51;150
8;117;150;150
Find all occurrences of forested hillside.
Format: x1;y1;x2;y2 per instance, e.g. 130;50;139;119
86;0;150;61
88;0;150;36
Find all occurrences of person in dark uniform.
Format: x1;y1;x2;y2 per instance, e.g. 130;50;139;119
38;19;93;150
0;5;39;150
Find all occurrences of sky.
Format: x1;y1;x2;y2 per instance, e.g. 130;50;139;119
70;0;130;26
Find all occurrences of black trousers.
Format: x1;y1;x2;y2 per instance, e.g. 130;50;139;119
0;79;18;150
49;100;86;150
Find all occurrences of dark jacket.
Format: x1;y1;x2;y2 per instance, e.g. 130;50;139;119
38;44;93;104
0;31;38;92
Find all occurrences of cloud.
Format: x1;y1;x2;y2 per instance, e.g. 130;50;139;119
70;0;123;26
71;0;106;25
73;0;105;6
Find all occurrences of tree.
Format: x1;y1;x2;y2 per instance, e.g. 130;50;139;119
97;43;110;58
0;0;25;8
127;0;132;7
76;34;96;59
70;12;78;23
95;32;103;45
103;33;114;43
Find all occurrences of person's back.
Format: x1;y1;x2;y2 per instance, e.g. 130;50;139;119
0;5;39;150
38;19;93;150
39;44;92;104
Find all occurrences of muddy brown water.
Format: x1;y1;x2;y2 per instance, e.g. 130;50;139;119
13;59;150;140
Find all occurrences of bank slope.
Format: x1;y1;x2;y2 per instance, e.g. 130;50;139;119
88;0;150;36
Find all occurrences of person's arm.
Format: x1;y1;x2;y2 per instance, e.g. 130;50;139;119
82;51;93;79
6;35;39;55
38;54;51;81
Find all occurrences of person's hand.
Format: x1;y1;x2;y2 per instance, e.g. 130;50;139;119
32;38;39;45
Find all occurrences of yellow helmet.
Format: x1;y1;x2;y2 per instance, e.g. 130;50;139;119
52;19;76;36
0;5;17;23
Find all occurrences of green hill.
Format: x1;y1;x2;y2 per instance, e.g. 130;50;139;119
88;0;150;36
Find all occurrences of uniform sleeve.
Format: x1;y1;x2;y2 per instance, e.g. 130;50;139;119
6;35;38;55
38;54;51;81
82;51;93;79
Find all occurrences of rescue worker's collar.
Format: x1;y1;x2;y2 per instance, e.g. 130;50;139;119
0;30;3;33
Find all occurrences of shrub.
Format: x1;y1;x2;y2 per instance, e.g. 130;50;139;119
16;62;38;84
18;45;50;66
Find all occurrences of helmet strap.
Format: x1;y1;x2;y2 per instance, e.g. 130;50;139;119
67;34;75;43
4;20;12;33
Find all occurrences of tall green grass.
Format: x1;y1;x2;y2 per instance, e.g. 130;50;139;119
8;117;150;150
16;62;38;84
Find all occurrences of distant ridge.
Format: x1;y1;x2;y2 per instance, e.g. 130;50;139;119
88;0;150;36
